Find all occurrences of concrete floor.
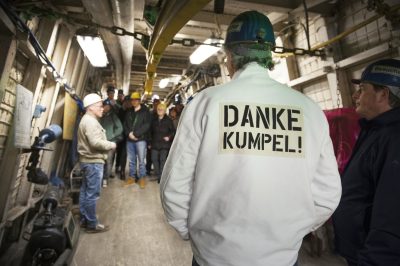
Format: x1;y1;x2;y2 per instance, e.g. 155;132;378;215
71;177;347;266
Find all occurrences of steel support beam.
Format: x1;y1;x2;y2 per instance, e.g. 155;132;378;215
144;0;212;96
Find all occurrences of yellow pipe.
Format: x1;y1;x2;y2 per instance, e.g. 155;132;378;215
273;3;400;57
274;53;293;58
144;0;212;95
312;4;399;50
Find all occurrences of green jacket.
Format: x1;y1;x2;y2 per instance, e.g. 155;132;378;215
100;111;124;142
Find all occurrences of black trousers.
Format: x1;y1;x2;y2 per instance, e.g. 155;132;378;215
115;139;127;173
115;140;123;168
146;145;152;174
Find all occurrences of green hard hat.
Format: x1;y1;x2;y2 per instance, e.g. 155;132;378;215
225;11;275;46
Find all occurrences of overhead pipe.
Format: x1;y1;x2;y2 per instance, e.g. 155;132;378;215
275;3;400;57
81;0;123;90
144;0;212;97
111;0;135;94
311;3;400;51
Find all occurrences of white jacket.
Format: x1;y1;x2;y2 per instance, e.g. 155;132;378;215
160;63;341;266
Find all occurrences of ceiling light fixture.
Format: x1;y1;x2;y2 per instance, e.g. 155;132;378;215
170;75;182;84
190;38;224;65
159;78;170;88
76;28;108;67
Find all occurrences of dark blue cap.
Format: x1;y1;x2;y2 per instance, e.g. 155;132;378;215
352;59;400;87
103;99;112;105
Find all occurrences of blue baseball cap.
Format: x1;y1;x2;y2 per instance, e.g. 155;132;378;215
103;99;112;105
352;59;400;98
352;59;400;87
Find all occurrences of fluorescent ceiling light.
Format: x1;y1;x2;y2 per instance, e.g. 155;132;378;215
159;78;170;88
170;75;182;84
190;38;223;65
77;35;108;67
159;75;182;88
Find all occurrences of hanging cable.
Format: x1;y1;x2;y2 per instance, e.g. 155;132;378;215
214;14;223;39
302;0;311;51
0;1;83;106
13;4;325;56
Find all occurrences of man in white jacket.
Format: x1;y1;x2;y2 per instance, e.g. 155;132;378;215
160;11;341;266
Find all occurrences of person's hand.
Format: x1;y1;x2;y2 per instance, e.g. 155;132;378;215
128;132;137;141
163;136;170;142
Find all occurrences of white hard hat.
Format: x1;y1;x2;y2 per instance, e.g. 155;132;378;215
83;93;102;108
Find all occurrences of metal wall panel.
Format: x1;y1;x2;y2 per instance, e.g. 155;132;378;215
302;78;334;110
338;0;396;58
291;15;333;110
0;53;28;212
294;16;326;77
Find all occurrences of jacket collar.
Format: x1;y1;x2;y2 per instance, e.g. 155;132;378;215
132;103;148;112
231;62;270;80
359;107;400;129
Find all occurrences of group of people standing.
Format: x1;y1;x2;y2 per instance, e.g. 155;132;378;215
77;87;180;233
77;9;400;263
100;88;180;189
122;91;169;188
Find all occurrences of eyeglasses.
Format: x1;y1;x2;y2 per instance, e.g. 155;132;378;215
93;104;104;109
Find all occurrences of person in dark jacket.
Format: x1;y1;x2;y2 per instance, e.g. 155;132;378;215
116;89;125;106
333;59;400;265
123;92;151;189
150;103;175;183
115;93;130;180
146;98;160;175
169;107;179;130
100;99;123;187
106;86;121;112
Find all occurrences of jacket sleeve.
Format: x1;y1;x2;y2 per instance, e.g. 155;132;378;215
134;109;151;137
123;110;133;137
160;102;200;240
358;136;400;265
167;118;175;139
111;113;124;140
113;101;122;112
310;121;342;231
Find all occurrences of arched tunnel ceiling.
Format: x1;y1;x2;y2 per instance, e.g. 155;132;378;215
20;0;339;98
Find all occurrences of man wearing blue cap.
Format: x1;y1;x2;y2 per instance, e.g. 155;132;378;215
100;98;123;187
333;59;400;265
160;11;341;266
